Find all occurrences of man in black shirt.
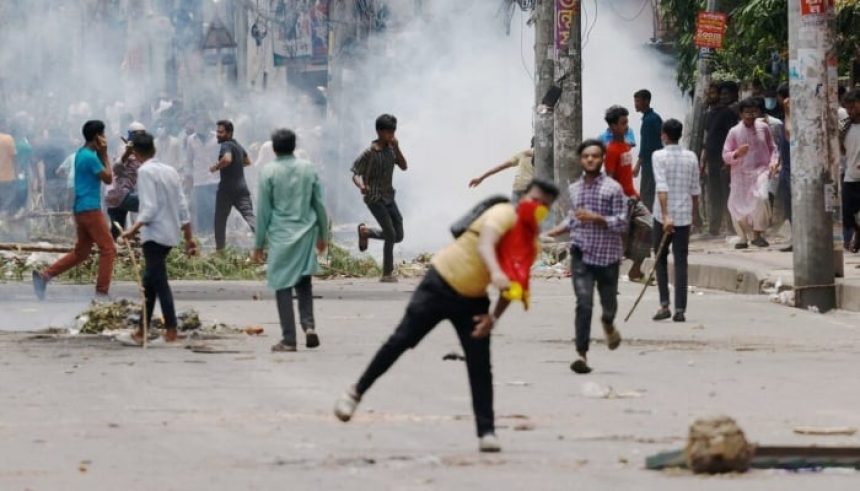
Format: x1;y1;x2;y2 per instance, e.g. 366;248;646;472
209;120;256;250
702;81;739;237
352;114;408;282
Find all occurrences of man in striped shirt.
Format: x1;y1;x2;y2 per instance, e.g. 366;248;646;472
651;119;701;323
352;114;409;282
547;139;626;374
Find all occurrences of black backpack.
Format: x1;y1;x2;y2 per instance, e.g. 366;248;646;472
450;195;511;238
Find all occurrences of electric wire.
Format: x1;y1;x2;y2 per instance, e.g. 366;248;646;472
607;0;651;23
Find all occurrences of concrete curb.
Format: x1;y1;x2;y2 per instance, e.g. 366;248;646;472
641;257;860;312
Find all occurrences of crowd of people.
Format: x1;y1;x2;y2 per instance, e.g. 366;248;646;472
5;80;860;454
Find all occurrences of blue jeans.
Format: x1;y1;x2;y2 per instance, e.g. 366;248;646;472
571;247;619;355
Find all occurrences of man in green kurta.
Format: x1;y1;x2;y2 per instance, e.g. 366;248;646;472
253;129;329;352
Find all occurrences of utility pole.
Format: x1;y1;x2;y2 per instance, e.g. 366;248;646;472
533;0;555;181
788;0;839;312
687;0;718;156
687;0;717;214
553;0;581;212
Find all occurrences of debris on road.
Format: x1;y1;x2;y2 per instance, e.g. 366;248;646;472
442;351;466;361
685;416;754;474
793;426;858;436
581;382;645;400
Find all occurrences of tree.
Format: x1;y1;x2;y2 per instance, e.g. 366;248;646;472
659;0;860;92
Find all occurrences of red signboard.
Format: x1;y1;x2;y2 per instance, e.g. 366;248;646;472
555;0;578;52
694;11;727;49
801;0;834;15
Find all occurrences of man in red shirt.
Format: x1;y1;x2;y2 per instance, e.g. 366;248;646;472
603;105;648;281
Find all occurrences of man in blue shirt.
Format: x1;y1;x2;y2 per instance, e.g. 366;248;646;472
633;89;664;212
33;120;116;299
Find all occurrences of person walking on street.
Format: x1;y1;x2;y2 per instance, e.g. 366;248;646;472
117;132;197;346
650;119;701;323
252;129;329;353
210;120;256;251
352;114;408;282
32;120;115;299
603;105;648;282
468;139;534;204
105;122;146;240
842;89;860;253
722;97;775;249
186;119;220;235
546;140;626;375
633;89;664;212
334;179;559;453
772;83;793;252
702;81;740;237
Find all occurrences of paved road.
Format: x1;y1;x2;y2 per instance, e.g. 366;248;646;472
1;278;859;490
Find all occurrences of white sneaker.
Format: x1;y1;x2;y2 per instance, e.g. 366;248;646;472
479;433;502;453
334;388;360;422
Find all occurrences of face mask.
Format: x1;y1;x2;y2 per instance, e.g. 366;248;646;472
516;199;549;228
765;98;777;110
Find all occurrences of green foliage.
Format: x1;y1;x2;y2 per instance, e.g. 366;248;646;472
321;243;382;277
660;0;859;92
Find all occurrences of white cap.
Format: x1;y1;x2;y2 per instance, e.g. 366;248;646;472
129;121;146;132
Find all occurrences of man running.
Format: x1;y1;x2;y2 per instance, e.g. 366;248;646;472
210;120;256;251
352;114;408;282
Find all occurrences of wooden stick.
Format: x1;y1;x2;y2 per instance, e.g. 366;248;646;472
0;242;73;253
624;231;671;322
113;222;148;349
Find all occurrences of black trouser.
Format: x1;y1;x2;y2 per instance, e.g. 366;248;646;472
276;276;315;346
365;198;404;276
653;221;690;312
142;241;177;329
778;171;792;223
355;268;494;437
843;181;860;249
214;183;256;250
107;193;140;240
706;158;731;235
640;165;656;212
571;248;619;355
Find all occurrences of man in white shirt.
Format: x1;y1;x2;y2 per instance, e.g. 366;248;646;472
119;132;197;346
185;121;220;234
651;119;701;323
842;89;860;253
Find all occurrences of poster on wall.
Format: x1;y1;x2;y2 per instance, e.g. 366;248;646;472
273;0;329;67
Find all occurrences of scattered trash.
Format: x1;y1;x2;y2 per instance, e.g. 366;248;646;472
442;352;466;361
506;380;531;387
513;422;535;431
793;426;857;436
581;382;644;399
807;305;820;314
770;290;795;307
186;345;245;354
244;325;265;336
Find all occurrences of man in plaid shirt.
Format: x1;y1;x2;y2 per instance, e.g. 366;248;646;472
547;139;627;374
651;119;701;323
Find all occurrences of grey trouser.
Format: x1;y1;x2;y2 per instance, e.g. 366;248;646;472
276;275;315;346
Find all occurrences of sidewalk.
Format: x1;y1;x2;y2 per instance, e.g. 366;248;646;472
643;234;860;312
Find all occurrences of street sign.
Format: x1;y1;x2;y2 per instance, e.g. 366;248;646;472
800;0;834;16
694;11;727;49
